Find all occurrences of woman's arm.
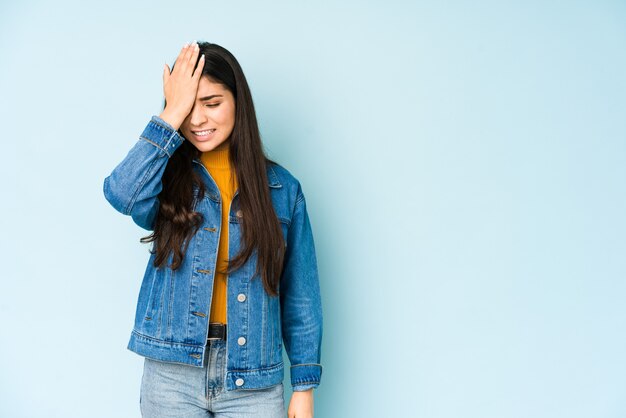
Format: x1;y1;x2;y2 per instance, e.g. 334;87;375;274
280;184;324;392
103;42;203;230
288;388;314;418
102;116;184;230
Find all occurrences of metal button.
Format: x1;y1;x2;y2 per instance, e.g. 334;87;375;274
237;336;246;346
236;209;243;218
235;378;244;387
237;293;246;302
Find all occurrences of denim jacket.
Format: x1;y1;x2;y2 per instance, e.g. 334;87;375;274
102;115;323;392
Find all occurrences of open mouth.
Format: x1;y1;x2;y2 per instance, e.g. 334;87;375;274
191;129;217;141
192;129;216;136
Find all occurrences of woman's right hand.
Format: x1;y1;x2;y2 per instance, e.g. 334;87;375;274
159;42;205;131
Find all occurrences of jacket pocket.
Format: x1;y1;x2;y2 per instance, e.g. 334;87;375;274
143;267;168;328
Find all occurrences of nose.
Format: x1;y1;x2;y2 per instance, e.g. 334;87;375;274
189;104;208;127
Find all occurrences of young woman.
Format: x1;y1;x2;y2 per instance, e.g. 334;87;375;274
103;41;323;418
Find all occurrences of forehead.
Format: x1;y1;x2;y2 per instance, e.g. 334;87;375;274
197;77;228;95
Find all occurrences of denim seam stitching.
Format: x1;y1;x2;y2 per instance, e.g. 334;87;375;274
131;329;207;347
290;363;322;368
150;117;176;133
139;136;168;156
162;133;180;156
285;192;304;238
295;192;305;207
228;361;284;373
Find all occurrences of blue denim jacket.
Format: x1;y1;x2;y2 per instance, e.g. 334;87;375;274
103;115;323;392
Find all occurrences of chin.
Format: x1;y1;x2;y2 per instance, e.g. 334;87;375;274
191;140;226;152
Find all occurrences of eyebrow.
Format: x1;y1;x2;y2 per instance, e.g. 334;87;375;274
199;95;223;101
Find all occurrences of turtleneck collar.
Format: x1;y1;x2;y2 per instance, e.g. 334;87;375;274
200;141;231;170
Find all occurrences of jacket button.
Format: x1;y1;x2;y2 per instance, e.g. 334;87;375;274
236;209;243;218
237;293;246;302
237;336;246;346
235;378;244;386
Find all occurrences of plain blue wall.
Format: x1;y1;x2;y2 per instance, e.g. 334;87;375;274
1;0;625;416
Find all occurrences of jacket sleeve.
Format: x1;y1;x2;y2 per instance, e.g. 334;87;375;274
102;115;185;230
279;184;324;391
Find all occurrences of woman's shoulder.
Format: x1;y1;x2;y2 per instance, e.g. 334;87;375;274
266;161;311;219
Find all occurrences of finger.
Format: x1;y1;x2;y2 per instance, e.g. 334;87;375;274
180;41;196;73
184;42;200;75
172;43;190;74
163;63;170;84
193;54;205;79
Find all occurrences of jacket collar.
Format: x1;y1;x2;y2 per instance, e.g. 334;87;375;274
192;158;282;190
264;164;282;188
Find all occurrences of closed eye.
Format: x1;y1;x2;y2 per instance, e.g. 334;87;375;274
206;103;220;107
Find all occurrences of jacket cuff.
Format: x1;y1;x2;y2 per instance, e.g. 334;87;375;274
290;364;322;391
292;383;318;392
140;115;185;157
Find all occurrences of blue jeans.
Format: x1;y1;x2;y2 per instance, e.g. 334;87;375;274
140;339;285;417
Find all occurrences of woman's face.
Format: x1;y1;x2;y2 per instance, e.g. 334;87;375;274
179;76;236;152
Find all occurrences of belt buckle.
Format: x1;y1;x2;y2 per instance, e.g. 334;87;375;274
207;322;226;341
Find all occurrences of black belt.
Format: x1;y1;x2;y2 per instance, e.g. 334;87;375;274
207;322;227;341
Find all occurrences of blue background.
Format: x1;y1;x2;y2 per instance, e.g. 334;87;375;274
1;0;625;416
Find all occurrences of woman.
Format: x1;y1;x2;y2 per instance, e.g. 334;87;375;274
103;40;323;418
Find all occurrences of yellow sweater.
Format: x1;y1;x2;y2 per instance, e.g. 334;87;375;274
200;141;238;325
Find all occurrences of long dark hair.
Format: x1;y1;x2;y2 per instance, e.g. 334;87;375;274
140;42;285;297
